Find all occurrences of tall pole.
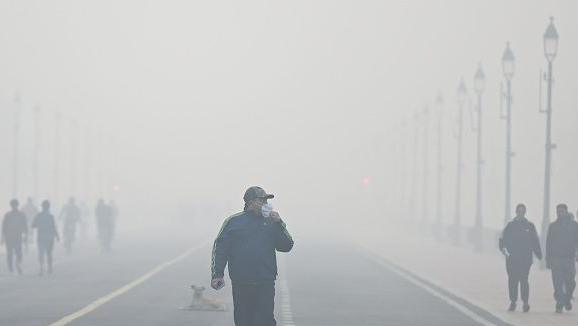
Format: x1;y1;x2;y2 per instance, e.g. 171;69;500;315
409;111;419;223
400;119;408;219
12;94;21;199
53;113;62;208
501;42;515;226
422;106;430;225
453;83;466;245
435;96;444;240
474;92;483;251
70;119;77;197
541;60;554;254
540;17;559;259
472;64;486;252
504;80;513;225
84;124;92;204
33;106;41;201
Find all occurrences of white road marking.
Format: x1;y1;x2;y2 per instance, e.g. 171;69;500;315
278;257;296;326
359;245;503;326
49;242;207;326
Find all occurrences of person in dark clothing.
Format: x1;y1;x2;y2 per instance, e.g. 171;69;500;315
32;200;59;275
546;203;578;313
60;197;81;253
499;204;542;312
22;197;39;250
95;199;113;252
211;186;294;326
1;199;28;275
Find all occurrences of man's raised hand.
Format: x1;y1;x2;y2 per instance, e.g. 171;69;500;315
211;278;225;290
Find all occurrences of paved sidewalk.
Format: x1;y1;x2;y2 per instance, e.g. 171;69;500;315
360;224;578;326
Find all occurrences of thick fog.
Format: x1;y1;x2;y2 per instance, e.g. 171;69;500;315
1;0;578;239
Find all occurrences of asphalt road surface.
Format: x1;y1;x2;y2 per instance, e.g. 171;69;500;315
0;235;505;325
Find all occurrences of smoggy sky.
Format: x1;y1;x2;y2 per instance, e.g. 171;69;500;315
0;1;577;231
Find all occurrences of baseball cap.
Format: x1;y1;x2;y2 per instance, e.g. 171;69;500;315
243;186;274;202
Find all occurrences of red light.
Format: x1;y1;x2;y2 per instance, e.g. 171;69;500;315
362;177;370;187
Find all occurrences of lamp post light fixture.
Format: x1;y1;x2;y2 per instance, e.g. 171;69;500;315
501;42;515;226
473;64;486;252
540;17;559;256
453;79;467;246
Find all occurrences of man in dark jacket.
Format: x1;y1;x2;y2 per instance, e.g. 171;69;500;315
499;203;542;312
32;200;59;275
1;199;28;275
546;204;578;313
211;186;294;326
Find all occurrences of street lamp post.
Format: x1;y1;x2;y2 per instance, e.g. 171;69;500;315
501;42;515;226
33;106;41;201
541;17;559;255
453;79;467;245
53;113;62;208
70;119;77;197
473;64;486;252
409;110;419;223
12;94;21;199
435;94;444;240
422;105;430;226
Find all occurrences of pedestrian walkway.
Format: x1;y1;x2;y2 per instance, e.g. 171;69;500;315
360;225;578;326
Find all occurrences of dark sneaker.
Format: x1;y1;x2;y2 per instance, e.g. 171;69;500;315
523;303;530;313
556;304;563;313
565;302;572;311
508;302;516;312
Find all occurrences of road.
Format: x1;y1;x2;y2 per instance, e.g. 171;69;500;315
0;234;508;325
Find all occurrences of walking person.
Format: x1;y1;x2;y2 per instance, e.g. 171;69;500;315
32;200;59;275
546;204;578;313
108;200;119;242
1;199;28;275
60;197;81;253
211;186;294;326
22;197;39;251
499;204;542;312
95;199;113;252
79;201;90;241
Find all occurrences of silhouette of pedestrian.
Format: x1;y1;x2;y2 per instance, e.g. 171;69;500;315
499;204;542;312
546;204;578;313
79;201;90;240
1;199;28;275
95;199;113;252
60;197;81;253
22;197;39;251
32;200;59;275
211;186;294;326
108;200;118;242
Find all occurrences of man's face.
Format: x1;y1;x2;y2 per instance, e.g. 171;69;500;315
516;205;526;217
557;206;568;218
248;198;267;215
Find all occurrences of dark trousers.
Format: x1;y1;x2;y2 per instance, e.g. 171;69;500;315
232;282;276;326
506;259;531;303
550;258;577;305
5;241;23;273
